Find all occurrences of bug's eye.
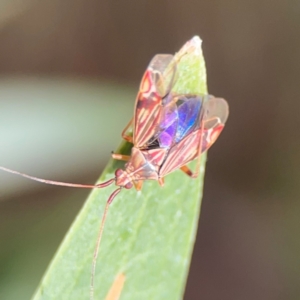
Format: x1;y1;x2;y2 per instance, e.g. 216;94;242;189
124;182;133;189
115;169;123;177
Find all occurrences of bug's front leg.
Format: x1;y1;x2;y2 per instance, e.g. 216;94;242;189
121;118;133;143
111;153;131;161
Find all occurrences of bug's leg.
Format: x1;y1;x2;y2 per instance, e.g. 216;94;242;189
158;178;165;186
180;165;198;178
111;153;130;161
121;118;133;143
179;153;206;178
90;187;122;300
133;180;143;191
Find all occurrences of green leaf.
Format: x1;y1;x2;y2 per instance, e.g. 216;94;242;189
32;36;208;300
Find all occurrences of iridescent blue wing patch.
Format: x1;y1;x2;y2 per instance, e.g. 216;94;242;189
157;95;203;148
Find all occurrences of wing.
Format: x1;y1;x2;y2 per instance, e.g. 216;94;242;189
156;94;204;148
133;54;178;148
159;96;229;177
201;96;229;150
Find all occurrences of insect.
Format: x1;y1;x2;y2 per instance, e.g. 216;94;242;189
0;36;229;300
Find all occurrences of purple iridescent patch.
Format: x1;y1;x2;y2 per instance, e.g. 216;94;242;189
158;96;202;148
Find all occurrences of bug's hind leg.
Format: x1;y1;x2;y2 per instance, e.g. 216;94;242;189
121;118;133;143
180;165;201;178
180;148;206;178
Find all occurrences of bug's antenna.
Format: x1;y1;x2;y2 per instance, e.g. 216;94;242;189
0;166;115;188
90;187;122;300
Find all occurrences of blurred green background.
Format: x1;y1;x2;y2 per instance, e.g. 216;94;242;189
0;1;299;299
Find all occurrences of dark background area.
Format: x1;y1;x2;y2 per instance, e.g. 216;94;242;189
0;1;299;299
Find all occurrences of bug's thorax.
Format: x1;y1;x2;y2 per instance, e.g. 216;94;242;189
115;147;167;187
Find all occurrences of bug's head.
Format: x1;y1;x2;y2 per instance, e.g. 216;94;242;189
114;169;133;189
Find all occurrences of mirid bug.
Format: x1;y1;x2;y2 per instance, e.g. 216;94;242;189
0;36;229;300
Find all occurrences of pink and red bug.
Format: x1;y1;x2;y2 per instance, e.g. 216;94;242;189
0;36;229;299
